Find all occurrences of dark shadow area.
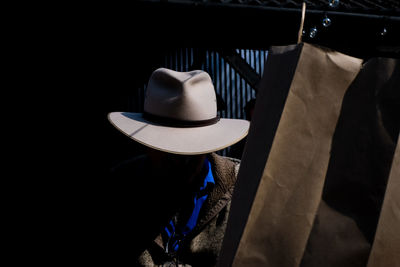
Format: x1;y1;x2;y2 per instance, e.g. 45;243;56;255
322;58;400;244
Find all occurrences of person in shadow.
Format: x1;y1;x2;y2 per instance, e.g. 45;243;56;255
106;68;250;266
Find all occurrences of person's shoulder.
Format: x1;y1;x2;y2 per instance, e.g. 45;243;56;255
221;155;241;165
209;153;241;178
211;153;240;163
221;155;241;176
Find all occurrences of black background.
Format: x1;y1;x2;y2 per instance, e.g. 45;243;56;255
19;2;399;265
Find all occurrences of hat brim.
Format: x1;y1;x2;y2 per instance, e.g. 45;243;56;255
108;112;250;155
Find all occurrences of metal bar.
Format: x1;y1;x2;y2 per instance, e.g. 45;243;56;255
187;47;190;70
231;65;235;119
227;60;230;119
190;48;193;68
183;47;187;71
205;50;208;73
236;71;241;119
190;48;206;70
251;49;255;75
222;55;227;118
254;50;258;76
213;51;220;117
241;76;246;119
181;48;185;71
211;50;215;83
220;52;225;118
177;48;182;71
241;49;248;104
245;49;250;100
144;0;400;21
218;48;261;91
209;50;212;78
228;64;232;118
226;63;230;118
233;66;237;119
234;68;238;119
174;49;177;70
230;61;233;118
169;50;173;69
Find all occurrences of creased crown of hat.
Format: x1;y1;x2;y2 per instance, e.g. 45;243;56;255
108;68;250;155
144;68;218;124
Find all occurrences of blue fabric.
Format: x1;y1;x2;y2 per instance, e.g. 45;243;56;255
164;158;215;253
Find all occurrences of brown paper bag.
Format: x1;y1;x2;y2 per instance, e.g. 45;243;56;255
300;58;400;267
217;42;363;266
219;44;398;266
367;136;400;267
366;59;400;267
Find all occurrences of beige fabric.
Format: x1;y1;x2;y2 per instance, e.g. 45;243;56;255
108;68;249;155
367;135;400;267
232;43;362;267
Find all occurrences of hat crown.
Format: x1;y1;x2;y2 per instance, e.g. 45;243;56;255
144;68;217;121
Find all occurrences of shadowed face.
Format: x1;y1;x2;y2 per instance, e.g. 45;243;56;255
146;148;207;188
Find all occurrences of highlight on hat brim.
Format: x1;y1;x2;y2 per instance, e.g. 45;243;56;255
108;112;250;155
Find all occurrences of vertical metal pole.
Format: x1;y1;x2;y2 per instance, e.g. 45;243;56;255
206;50;210;74
251;50;255;99
191;48;194;68
233;67;237;119
246;49;251;102
226;60;230;118
237;71;241;119
181;47;187;71
218;53;226;118
230;65;234;119
241;49;247;104
185;47;189;71
211;50;217;116
176;48;179;71
178;48;182;71
169;49;173;70
242;75;246;119
255;49;259;75
212;50;216;86
251;49;255;74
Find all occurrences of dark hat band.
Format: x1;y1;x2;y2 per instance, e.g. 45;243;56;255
143;111;220;128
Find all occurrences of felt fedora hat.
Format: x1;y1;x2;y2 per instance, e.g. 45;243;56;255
108;68;250;155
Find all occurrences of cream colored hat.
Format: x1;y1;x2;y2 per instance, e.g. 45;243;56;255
108;68;250;155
